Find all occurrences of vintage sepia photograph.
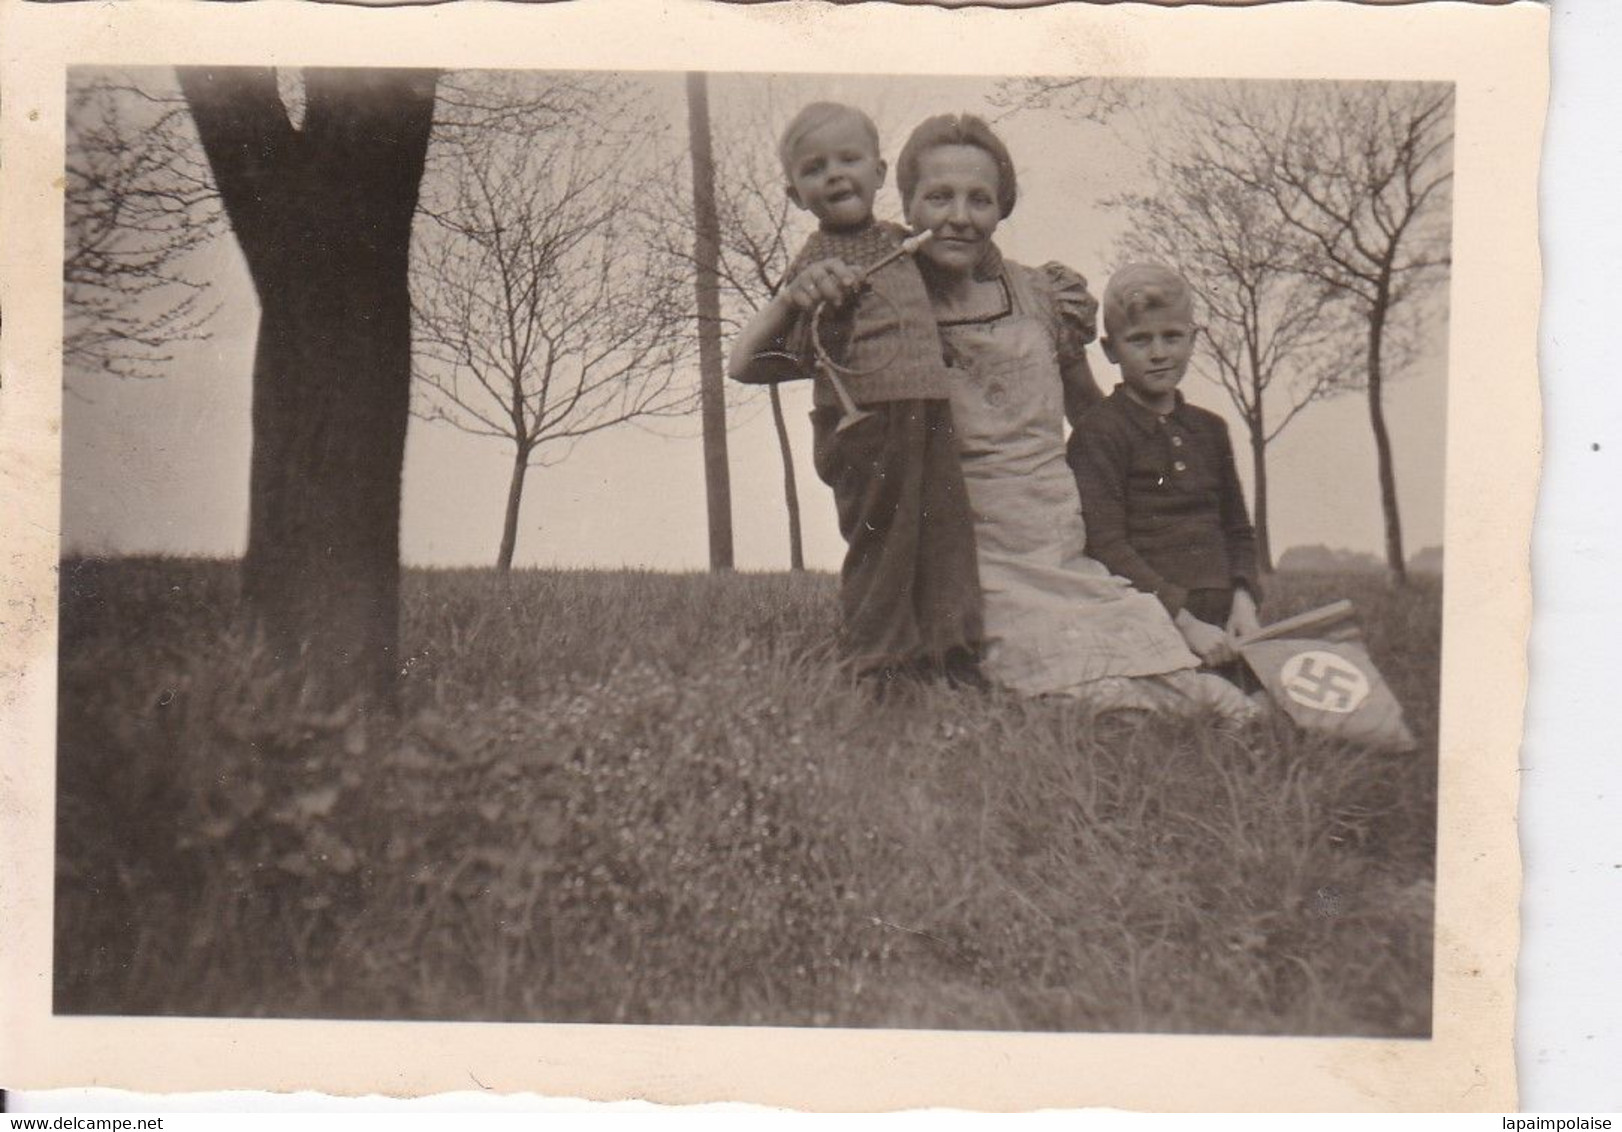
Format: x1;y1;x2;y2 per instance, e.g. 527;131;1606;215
0;0;1542;1110
55;64;1449;1035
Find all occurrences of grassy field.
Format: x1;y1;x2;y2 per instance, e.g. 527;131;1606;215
54;557;1439;1035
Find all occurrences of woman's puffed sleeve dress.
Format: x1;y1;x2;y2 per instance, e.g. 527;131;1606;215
1037;261;1106;426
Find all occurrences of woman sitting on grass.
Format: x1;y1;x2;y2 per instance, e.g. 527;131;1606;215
894;113;1251;718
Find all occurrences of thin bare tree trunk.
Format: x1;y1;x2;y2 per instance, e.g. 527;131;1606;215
1366;302;1407;584
1249;421;1273;574
496;450;528;572
767;383;805;571
686;71;733;572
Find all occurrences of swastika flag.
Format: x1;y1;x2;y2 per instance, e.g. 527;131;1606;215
1239;603;1417;752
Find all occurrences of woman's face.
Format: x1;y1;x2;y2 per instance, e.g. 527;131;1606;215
905;143;1003;279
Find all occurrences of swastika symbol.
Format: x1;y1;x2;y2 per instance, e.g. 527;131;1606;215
1279;650;1370;714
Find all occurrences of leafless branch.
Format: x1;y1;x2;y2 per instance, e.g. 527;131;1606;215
988;76;1140;125
64;69;226;382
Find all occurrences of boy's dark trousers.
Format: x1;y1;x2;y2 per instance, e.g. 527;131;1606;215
1182;587;1235;628
811;399;982;677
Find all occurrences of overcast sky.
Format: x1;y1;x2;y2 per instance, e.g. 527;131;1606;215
61;70;1449;573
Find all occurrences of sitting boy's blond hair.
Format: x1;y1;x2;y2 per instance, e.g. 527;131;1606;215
1102;262;1194;340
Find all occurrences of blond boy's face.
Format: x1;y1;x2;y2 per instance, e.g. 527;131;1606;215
1102;307;1198;411
784;116;886;232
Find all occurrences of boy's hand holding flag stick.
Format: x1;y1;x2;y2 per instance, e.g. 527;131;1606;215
1234;599;1359;647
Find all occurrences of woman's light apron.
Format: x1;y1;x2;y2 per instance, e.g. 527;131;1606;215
937;264;1205;696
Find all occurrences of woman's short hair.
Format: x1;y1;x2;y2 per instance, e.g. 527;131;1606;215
896;113;1018;219
777;102;882;177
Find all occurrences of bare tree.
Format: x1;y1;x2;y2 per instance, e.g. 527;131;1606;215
178;65;437;705
649;94;811;571
1110;98;1349;572
1221;83;1454;583
686;72;735;572
706;122;810;571
64;72;223;382
411;76;695;571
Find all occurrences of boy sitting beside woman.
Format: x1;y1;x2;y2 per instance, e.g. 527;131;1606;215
1070;262;1263;680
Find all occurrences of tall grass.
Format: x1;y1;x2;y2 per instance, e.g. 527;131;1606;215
55;557;1438;1035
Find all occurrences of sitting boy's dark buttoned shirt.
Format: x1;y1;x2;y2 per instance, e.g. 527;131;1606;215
1068;387;1261;619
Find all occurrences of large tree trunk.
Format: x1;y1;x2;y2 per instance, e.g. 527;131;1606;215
180;66;437;704
686;71;734;572
1248;418;1273;575
496;449;529;572
1366;301;1407;584
767;383;805;571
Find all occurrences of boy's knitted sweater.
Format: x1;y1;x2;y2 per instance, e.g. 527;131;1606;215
1069;387;1263;618
780;220;952;406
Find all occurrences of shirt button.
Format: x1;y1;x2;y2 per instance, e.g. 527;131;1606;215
1170;435;1184;448
1173;460;1187;473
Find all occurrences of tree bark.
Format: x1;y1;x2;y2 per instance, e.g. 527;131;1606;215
686;71;734;572
179;66;437;704
1366;301;1408;584
767;383;805;571
496;449;529;573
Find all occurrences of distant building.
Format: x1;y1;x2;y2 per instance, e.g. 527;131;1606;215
1274;543;1444;577
1275;544;1385;573
1408;546;1444;575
